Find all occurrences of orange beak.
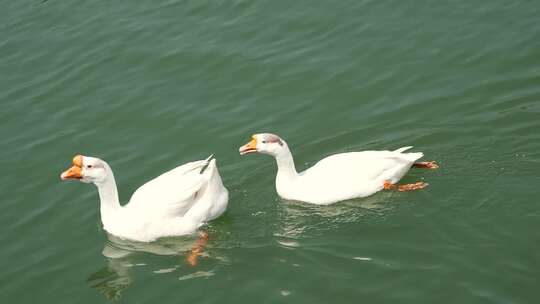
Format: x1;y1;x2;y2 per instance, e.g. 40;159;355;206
60;155;83;180
239;136;258;155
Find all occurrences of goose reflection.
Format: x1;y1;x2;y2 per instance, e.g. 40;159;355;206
86;233;207;301
86;257;131;301
275;192;393;240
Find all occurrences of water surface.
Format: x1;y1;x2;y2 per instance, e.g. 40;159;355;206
1;1;539;303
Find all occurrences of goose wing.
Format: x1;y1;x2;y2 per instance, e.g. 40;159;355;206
128;158;212;218
303;150;422;182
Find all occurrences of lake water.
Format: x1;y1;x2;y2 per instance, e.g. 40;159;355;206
1;1;539;303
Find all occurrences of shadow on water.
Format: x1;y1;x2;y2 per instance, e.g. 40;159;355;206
274;192;396;240
86;233;217;301
87;259;131;302
101;234;198;258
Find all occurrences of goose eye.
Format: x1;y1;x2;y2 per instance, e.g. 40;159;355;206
86;165;93;169
262;140;267;144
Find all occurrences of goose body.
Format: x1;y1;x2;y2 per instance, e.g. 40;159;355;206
61;155;228;242
239;133;431;205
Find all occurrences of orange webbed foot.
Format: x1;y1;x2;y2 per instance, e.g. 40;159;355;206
383;180;395;190
186;231;209;267
397;182;429;192
413;161;439;169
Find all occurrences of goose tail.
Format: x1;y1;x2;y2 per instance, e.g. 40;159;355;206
199;154;215;174
394;146;413;153
394;146;423;162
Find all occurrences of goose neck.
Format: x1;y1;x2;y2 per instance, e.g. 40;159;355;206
95;168;121;227
275;148;298;178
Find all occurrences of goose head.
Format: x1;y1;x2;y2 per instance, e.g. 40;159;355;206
60;155;110;184
239;133;288;157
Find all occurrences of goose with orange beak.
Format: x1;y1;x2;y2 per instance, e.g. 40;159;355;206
60;155;83;180
60;154;229;242
239;133;438;205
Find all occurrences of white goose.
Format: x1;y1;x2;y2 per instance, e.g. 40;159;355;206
60;154;228;242
239;133;437;205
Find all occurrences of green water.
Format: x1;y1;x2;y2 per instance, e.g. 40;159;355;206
2;1;539;303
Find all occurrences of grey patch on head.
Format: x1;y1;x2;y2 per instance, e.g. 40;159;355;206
265;133;283;146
